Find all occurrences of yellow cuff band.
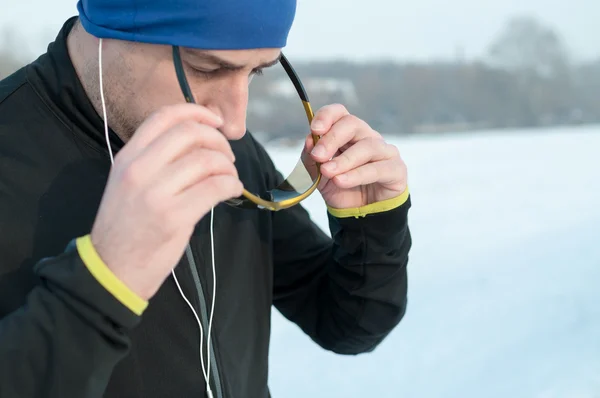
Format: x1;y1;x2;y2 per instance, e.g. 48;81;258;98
76;234;148;316
327;187;410;218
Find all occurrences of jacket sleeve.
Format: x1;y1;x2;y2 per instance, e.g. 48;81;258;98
271;195;411;355
0;235;147;398
255;136;413;354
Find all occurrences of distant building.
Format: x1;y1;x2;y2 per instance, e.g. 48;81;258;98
268;77;359;105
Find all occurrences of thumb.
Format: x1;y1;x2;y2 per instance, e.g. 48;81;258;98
300;132;320;182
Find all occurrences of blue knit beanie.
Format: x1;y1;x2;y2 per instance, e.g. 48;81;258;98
76;0;297;50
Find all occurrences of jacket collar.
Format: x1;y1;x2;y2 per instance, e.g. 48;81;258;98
26;17;125;155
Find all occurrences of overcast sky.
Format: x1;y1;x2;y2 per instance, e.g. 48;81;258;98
2;0;597;63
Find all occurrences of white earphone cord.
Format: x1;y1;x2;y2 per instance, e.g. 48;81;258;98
98;39;217;398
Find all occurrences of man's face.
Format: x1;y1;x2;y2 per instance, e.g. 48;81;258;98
100;39;281;141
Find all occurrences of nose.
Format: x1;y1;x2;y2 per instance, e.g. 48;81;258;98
212;74;250;141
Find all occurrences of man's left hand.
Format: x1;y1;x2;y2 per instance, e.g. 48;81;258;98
304;104;408;210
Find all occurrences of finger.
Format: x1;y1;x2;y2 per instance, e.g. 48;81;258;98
310;103;350;134
175;175;244;222
303;132;317;154
310;114;380;162
117;103;223;160
320;138;398;178
156;148;238;196
300;133;317;169
142;121;234;163
125;122;234;185
298;135;322;183
331;158;404;189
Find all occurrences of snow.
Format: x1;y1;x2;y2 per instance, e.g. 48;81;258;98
265;125;600;398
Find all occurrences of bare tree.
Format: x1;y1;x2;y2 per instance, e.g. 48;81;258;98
487;15;571;78
485;15;576;126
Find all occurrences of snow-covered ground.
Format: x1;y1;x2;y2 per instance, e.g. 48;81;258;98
265;125;600;398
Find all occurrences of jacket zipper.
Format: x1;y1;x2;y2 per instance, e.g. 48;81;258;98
185;245;224;398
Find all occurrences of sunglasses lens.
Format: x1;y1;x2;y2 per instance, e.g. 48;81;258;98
268;146;320;200
225;136;321;210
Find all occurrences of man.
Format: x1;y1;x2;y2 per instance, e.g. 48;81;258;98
0;0;411;397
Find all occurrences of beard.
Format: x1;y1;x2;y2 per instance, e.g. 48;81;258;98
80;48;143;143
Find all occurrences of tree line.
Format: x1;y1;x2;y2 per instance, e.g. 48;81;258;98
2;16;598;141
246;15;599;140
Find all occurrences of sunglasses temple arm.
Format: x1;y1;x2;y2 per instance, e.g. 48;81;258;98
172;46;195;103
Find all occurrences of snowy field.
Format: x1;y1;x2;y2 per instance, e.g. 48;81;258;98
265;125;600;398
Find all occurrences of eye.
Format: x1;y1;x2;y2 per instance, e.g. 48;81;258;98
190;67;221;78
251;68;264;77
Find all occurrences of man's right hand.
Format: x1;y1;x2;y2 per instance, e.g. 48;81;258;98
90;103;243;301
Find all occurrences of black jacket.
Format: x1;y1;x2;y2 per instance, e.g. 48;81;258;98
0;18;412;398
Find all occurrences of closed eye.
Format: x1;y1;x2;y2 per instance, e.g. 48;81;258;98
189;66;231;77
189;66;265;79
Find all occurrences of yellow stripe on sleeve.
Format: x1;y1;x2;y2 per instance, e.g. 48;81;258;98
327;187;410;218
76;234;148;316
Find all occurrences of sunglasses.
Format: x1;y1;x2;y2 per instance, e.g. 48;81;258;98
172;46;321;211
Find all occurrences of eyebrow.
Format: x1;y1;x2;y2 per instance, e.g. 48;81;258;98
183;49;281;70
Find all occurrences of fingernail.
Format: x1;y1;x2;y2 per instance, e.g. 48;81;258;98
312;121;325;131
336;174;347;182
311;145;326;158
325;160;337;171
210;113;223;125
